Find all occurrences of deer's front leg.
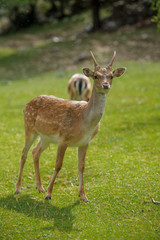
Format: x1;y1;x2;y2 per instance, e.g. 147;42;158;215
78;144;88;201
45;144;67;200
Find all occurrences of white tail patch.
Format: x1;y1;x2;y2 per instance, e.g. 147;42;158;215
68;73;91;101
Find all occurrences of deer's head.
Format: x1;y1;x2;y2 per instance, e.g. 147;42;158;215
83;51;126;94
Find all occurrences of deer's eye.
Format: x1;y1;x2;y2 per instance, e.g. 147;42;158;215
94;76;98;80
110;76;113;79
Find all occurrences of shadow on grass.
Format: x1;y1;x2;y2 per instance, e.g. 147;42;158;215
0;44;52;81
0;194;80;232
0;40;73;82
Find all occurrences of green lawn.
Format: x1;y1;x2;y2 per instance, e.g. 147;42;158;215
0;60;160;239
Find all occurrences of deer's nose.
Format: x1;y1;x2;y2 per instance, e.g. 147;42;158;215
102;83;110;89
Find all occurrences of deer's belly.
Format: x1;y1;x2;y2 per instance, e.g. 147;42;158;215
39;133;59;144
37;125;98;147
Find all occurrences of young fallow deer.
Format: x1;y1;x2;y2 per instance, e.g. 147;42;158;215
68;73;91;101
15;51;126;201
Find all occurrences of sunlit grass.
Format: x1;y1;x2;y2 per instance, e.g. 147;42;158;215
0;47;17;58
0;59;160;239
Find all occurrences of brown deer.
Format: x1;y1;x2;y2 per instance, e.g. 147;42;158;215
68;73;91;101
15;51;126;201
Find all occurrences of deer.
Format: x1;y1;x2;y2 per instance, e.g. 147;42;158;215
15;51;126;201
68;73;91;101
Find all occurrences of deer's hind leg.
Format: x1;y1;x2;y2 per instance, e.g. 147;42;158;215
15;129;37;194
32;139;49;193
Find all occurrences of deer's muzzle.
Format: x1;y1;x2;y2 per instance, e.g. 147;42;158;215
102;83;110;89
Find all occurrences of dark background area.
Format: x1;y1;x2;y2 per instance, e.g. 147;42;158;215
0;0;158;34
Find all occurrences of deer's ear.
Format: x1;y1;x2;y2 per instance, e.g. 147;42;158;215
113;67;126;78
83;68;94;77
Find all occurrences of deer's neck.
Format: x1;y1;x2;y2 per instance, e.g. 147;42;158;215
85;86;108;125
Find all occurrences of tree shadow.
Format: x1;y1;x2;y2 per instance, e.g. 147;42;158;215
0;39;72;82
0;194;80;232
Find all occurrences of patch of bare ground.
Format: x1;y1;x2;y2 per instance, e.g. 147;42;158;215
0;22;159;80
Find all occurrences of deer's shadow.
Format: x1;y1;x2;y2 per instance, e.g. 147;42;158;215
0;194;80;232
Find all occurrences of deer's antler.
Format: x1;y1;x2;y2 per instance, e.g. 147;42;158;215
106;51;116;70
90;51;100;70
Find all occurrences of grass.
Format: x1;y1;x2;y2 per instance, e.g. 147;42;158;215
0;13;160;240
0;61;160;240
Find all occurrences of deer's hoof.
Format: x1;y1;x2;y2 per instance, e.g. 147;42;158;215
14;191;20;195
36;186;45;193
81;198;89;202
15;187;21;194
79;194;89;202
45;196;52;200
